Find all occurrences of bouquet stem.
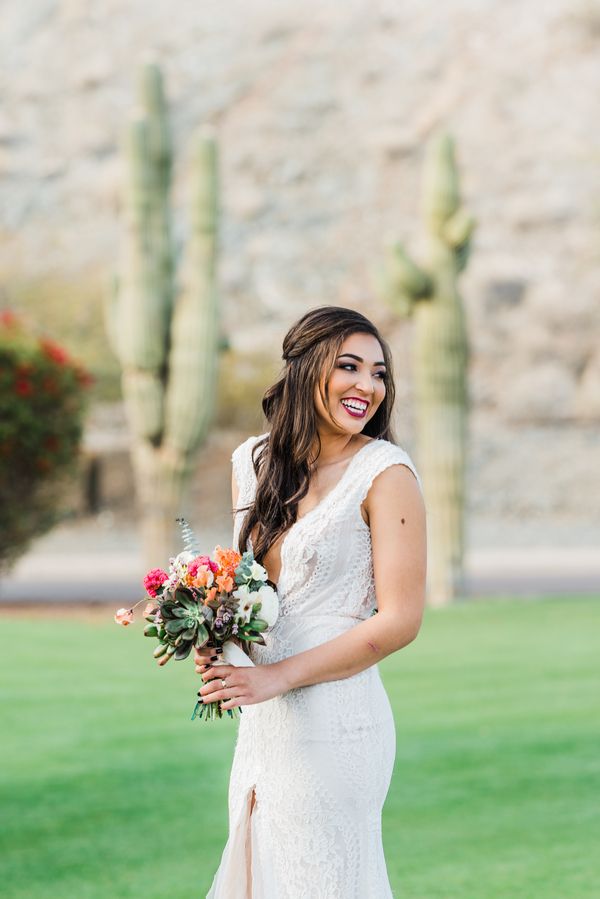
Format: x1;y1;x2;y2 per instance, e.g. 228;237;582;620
191;698;242;721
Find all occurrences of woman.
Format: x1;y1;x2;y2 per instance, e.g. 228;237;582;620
197;305;427;898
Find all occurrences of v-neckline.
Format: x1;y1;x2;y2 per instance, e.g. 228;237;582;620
251;437;380;591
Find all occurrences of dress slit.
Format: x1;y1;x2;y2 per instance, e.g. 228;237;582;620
206;782;258;898
246;787;256;897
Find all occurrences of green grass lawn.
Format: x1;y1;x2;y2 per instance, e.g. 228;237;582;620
1;597;598;898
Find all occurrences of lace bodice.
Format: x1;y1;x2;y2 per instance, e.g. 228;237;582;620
232;432;423;622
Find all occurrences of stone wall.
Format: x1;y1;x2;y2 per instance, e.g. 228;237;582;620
1;0;599;544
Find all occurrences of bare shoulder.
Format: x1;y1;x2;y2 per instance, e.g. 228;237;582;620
361;442;425;526
365;461;424;514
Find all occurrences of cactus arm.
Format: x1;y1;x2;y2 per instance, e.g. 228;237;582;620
137;63;174;325
442;209;476;249
382;242;433;317
118;118;170;371
164;130;219;454
138;63;172;203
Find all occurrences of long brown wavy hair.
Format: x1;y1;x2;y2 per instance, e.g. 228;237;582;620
236;305;398;565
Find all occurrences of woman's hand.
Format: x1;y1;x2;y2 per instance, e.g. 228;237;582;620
192;637;247;670
196;659;290;710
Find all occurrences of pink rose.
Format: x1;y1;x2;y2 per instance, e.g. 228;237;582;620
143;568;169;598
114;608;134;626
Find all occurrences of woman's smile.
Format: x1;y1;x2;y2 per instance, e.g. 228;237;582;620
340;396;370;418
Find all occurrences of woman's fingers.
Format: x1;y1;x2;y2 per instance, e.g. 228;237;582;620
193;647;220;666
197;665;236;691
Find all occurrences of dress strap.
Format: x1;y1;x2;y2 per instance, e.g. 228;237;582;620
231;433;267;503
356;440;423;508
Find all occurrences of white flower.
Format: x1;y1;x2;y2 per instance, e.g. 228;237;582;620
249;560;268;582
255;584;279;626
232;584;253;623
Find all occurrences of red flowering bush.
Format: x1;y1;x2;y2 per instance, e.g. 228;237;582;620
0;310;92;571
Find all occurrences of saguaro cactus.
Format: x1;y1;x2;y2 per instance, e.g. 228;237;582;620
382;132;475;606
107;63;220;565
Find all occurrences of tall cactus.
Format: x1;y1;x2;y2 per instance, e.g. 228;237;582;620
107;63;220;566
382;133;475;606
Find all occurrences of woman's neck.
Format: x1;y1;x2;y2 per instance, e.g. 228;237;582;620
309;433;360;468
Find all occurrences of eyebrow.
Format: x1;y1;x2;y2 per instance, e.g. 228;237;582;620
337;353;386;367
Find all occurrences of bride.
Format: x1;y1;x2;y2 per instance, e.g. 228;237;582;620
196;305;427;898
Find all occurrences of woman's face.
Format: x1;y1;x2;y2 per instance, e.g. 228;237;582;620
315;332;387;435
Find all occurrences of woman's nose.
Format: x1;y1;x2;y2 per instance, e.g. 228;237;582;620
354;374;375;395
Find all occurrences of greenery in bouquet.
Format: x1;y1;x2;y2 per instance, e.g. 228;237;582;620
115;519;279;720
0;310;92;572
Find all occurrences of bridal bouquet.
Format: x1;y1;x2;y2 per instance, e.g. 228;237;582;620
114;519;279;721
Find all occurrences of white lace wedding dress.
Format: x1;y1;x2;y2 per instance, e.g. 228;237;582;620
206;433;423;899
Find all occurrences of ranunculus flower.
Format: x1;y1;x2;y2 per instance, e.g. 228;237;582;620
188;555;217;579
114;607;134;626
214;545;242;578
216;573;234;593
191;565;214;588
204;586;218;603
201;555;219;575
143;568;169;597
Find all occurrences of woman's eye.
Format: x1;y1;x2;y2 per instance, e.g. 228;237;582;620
339;363;387;380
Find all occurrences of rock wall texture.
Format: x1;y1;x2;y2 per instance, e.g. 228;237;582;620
1;0;599;544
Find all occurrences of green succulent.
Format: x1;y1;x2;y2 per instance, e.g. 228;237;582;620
144;587;212;661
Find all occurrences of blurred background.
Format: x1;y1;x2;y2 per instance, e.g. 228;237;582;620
1;2;599;897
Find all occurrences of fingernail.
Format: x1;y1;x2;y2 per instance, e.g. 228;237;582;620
216;647;223;654
210;655;218;661
201;664;210;670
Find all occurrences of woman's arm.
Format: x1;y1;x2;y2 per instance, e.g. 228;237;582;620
273;462;427;690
